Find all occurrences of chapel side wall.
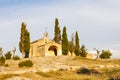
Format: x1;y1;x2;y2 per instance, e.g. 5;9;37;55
31;45;38;57
29;42;39;57
29;46;32;58
44;45;49;56
38;46;45;57
29;44;35;58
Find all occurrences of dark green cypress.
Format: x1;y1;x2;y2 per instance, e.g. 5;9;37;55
75;31;80;56
19;22;30;58
54;18;61;43
62;26;69;55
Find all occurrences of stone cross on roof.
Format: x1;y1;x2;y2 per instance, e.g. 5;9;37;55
44;32;49;38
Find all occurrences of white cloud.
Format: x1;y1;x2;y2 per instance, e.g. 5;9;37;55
112;44;120;47
110;50;120;58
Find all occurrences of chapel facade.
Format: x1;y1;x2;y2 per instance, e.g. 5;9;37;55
29;32;62;57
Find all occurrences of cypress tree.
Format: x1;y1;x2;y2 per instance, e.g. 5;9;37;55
54;18;61;43
75;31;80;56
69;33;74;55
80;44;88;57
62;26;68;55
19;22;30;58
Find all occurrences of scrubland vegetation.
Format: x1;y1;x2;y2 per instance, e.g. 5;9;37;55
0;67;119;80
0;56;119;80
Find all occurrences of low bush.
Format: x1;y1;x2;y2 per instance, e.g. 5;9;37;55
13;56;20;60
77;67;100;75
18;60;33;67
5;51;12;60
100;50;112;59
0;55;5;66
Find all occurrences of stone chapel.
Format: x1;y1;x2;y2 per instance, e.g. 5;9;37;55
29;32;62;57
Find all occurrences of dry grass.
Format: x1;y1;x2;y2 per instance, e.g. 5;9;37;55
35;70;107;80
0;56;119;80
72;56;120;68
0;74;18;80
1;69;119;80
35;67;120;80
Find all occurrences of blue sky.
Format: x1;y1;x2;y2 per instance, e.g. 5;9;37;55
0;0;120;58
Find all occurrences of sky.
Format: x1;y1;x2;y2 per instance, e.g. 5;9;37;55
0;0;120;58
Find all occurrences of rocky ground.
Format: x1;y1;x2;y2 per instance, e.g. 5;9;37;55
0;56;120;80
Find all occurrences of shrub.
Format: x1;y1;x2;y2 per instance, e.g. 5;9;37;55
0;55;6;66
100;50;112;59
5;51;12;59
77;67;100;75
13;56;20;60
18;60;33;67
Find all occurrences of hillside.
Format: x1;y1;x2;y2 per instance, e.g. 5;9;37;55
0;56;120;80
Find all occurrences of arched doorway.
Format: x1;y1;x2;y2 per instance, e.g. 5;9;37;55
48;46;57;56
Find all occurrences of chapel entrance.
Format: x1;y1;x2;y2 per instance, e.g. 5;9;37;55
48;46;57;56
